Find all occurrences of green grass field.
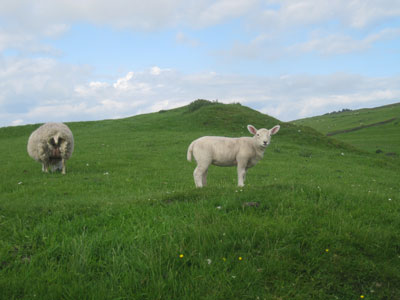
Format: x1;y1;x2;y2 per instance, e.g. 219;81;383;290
1;100;399;299
293;102;400;154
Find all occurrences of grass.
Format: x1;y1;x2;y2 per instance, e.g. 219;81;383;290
333;120;400;154
292;102;400;134
292;102;400;154
1;100;400;299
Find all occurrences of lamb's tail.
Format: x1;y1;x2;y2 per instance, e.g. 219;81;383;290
187;141;195;162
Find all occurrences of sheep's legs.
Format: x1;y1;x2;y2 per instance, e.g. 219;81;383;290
237;165;247;187
42;163;49;173
201;169;208;186
61;158;66;174
194;165;208;188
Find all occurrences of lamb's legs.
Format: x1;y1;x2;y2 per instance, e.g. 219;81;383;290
194;164;208;188
237;164;248;187
201;169;208;186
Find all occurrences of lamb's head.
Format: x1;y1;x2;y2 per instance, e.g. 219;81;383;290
247;124;280;148
48;134;64;158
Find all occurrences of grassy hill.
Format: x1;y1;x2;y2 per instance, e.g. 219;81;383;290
292;102;400;154
1;100;399;299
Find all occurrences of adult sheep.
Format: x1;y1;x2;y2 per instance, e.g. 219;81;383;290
187;124;280;187
27;122;74;174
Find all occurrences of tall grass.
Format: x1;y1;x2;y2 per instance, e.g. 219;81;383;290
1;101;399;299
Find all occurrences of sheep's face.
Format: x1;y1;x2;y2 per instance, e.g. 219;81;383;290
254;129;271;148
48;135;63;158
248;125;280;148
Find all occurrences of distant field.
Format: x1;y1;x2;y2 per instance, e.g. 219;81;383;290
333;120;400;154
1;100;399;300
293;102;400;154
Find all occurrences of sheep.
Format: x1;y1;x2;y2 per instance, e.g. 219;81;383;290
187;124;280;187
27;122;74;174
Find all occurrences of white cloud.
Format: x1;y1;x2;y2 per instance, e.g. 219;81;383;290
290;27;400;55
0;29;60;55
218;33;282;61
150;66;171;76
195;0;258;27
1;57;399;126
258;0;400;29
113;73;152;94
215;0;400;60
1;0;397;34
176;32;200;47
257;74;400;120
0;0;399;64
221;25;400;61
42;24;70;38
346;0;400;28
11;119;24;126
0;0;260;33
113;72;134;90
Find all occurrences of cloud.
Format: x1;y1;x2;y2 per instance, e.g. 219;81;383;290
257;0;400;29
176;32;200;47
0;29;61;55
0;56;92;125
1;56;399;126
1;0;398;35
1;0;399;63
217;33;283;61
220;25;400;62
257;73;400;120
216;1;400;60
194;0;259;27
0;0;259;33
10;119;24;126
290;27;400;55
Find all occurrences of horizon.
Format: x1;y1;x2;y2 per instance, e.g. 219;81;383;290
1;1;400;127
2;99;399;129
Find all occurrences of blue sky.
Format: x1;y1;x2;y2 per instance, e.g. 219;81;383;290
1;0;400;127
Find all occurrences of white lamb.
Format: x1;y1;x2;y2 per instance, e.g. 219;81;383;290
27;122;74;174
187;124;280;187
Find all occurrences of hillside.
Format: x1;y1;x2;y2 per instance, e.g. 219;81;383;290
292;102;400;154
1;100;399;299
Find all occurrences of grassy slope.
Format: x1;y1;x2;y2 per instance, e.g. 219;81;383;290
1;101;399;299
335;121;400;154
292;102;400;154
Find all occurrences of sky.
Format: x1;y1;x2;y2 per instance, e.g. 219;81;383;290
1;0;400;127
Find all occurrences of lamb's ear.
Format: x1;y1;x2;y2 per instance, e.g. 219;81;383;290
270;125;280;135
247;125;257;135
